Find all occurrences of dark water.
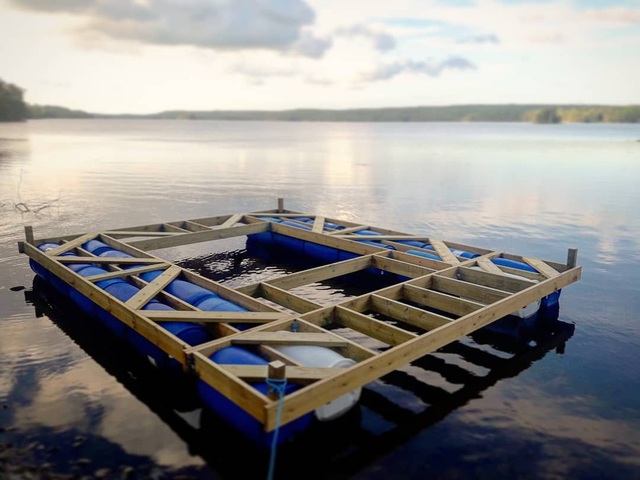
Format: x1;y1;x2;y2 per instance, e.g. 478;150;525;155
1;120;639;479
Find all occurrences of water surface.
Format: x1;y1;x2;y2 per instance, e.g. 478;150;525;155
1;120;639;479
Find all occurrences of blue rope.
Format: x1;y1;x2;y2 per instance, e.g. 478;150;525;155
266;377;287;480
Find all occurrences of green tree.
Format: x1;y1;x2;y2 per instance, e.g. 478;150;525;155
0;78;28;122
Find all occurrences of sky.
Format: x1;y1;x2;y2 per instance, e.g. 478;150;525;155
0;0;639;114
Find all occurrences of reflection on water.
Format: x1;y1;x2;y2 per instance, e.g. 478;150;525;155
1;120;639;478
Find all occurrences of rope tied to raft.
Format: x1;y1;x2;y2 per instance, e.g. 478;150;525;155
266;376;287;480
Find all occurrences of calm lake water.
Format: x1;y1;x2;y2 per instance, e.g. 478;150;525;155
0;120;639;479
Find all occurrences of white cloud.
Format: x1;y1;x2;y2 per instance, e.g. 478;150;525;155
360;56;476;82
335;24;396;51
8;0;327;57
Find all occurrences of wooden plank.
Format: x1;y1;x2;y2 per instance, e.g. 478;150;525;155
370;294;451;331
371;255;434;278
86;264;171;282
477;257;504;275
265;255;372;290
388;250;448;271
25;225;34;244
57;257;164;265
126;265;182;310
429;239;460;264
454;267;534;293
104;230;178;238
312;216;325;234
44;232;98;256
260;283;323;313
222;365;344;383
334;235;431;242
184;220;211;232
327;225;369;235
98;234;159;259
403;284;484;317
567;248;578;269
162;223;191;233
271;222;386;256
218;213;244;228
231;331;348;347
263;266;581;430
144;311;287;323
128;222;268;250
335;306;417;346
522;257;560;279
430;276;510;304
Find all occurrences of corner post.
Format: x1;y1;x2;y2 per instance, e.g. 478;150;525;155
25;225;34;245
267;360;286;401
567;248;578;269
277;198;284;213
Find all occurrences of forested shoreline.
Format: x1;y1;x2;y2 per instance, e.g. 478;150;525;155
1;77;639;123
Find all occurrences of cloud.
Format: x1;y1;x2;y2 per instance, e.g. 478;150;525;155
360;56;476;82
458;34;500;44
335;24;396;51
579;8;640;24
8;0;328;57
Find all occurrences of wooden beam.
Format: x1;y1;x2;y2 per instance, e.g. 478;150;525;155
183;220;211;232
126;265;182;310
334;235;431;242
312;216;325;234
335;305;417;346
86;264;171;282
263;265;581;430
267;361;286;400
371;255;434;278
327;225;369;235
403;284;484;317
369;294;451;331
567;248;578;269
265;255;372;290
222;365;343;384
57;257;164;265
260;283;323;313
104;230;178;238
277;198;284;212
24;225;34;244
144;311;287;323
522;257;559;279
477;258;503;275
454;267;534;293
218;213;244;228
429;239;460;264
231;331;348;347
127;222;268;250
162;223;191;233
44;232;98;256
430;275;510;304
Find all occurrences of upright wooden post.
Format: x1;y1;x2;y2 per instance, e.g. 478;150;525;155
25;226;34;245
277;198;284;213
267;360;286;400
567;248;578;269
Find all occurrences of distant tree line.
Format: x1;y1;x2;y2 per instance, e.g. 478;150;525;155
0;78;27;122
1;76;639;123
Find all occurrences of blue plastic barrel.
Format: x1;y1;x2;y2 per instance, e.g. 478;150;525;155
197;346;313;447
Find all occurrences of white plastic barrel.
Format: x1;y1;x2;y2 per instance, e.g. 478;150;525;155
272;336;361;421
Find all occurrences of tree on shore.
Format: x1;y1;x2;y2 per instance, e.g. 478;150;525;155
0;78;28;122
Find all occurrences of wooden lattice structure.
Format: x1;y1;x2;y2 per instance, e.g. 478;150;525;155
19;199;581;432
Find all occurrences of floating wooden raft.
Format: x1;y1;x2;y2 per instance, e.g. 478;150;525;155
19;199;581;432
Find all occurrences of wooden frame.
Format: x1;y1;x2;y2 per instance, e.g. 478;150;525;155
19;199;581;434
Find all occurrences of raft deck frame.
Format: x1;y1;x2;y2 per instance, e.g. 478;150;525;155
19;200;582;432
